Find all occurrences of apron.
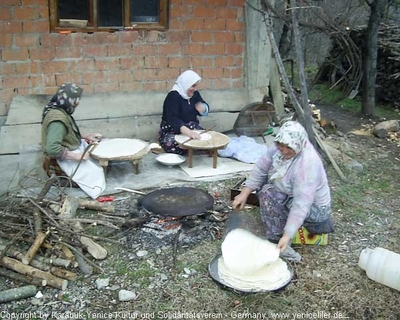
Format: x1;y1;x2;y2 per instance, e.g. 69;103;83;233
57;140;106;199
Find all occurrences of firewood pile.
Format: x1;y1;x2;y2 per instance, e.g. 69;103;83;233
314;23;400;104
0;175;122;301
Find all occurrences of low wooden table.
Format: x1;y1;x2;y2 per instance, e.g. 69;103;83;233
175;131;230;168
90;138;149;176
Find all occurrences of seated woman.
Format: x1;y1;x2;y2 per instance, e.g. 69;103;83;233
232;121;334;262
159;70;210;155
41;82;106;199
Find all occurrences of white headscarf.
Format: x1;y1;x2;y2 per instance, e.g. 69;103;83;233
269;121;308;181
171;70;201;100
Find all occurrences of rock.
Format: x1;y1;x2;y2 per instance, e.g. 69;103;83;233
80;236;108;260
159;273;168;281
118;290;137;302
108;285;120;291
136;250;148;257
95;278;110;290
345;160;363;173
30;297;43;306
373;120;399;138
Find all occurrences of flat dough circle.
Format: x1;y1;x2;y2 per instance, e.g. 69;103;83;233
175;130;211;144
218;228;291;291
217;256;291;291
91;138;147;159
174;131;229;149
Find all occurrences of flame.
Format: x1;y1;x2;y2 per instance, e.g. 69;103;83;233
156;216;181;224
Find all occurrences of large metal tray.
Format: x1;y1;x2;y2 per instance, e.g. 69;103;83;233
208;253;294;294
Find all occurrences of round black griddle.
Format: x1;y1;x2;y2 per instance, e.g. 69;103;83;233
141;187;214;217
208;253;294;294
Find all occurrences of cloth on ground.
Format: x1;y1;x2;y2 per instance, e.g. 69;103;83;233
218;136;268;163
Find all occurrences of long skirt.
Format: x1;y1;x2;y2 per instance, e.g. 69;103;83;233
158;120;202;155
258;183;334;242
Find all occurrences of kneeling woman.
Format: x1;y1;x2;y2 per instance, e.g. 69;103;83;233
232;121;334;261
159;70;210;155
41;83;106;199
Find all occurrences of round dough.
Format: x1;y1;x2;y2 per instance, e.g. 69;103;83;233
218;256;291;291
221;228;280;275
218;228;291;291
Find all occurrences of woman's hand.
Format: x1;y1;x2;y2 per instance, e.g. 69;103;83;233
232;193;247;210
189;130;201;139
277;233;291;252
84;133;102;142
180;126;201;140
231;187;253;210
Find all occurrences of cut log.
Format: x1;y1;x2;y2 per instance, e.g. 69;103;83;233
373;120;400;138
78;199;115;213
0;285;37;303
50;267;77;281
1;256;68;290
0;243;70;271
80;236;108;260
0;267;47;287
51;257;73;268
66;218;119;230
61;245;75;261
22;231;49;265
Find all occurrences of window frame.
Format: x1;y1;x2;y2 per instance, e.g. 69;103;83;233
49;0;169;33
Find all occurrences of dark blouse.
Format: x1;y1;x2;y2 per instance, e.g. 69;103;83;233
161;91;208;133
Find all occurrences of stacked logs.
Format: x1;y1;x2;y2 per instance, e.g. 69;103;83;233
314;23;400;105
0;177;120;302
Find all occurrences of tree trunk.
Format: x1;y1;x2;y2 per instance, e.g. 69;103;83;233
291;0;316;146
361;0;387;116
278;0;292;58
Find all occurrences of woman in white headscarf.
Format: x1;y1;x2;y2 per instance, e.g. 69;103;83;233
232;121;334;261
159;70;210;154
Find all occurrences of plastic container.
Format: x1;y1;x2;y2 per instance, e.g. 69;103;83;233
358;247;400;291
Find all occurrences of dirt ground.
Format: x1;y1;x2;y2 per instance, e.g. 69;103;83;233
0;103;399;319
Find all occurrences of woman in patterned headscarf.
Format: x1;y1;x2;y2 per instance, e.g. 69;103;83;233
158;70;210;154
41;83;106;199
232;121;334;261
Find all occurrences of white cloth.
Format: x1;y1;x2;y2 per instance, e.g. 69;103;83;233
57;140;106;199
217;136;268;163
171;70;201;99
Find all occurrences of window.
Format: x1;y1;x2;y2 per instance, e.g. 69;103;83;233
49;0;168;32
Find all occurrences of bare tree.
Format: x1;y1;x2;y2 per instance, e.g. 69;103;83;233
361;0;389;116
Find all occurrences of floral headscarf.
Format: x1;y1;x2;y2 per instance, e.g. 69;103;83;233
171;70;201;100
42;83;83;122
269;121;308;181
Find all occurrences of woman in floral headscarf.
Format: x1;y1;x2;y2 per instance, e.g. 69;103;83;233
41;83;106;199
158;70;210;154
232;121;334;261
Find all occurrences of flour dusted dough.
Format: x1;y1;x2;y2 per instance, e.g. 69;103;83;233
218;228;291;291
217;256;291;291
91;138;147;159
175;130;212;144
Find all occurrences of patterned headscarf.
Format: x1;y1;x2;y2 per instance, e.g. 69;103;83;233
171;70;201;100
269;121;308;181
42;83;83;122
